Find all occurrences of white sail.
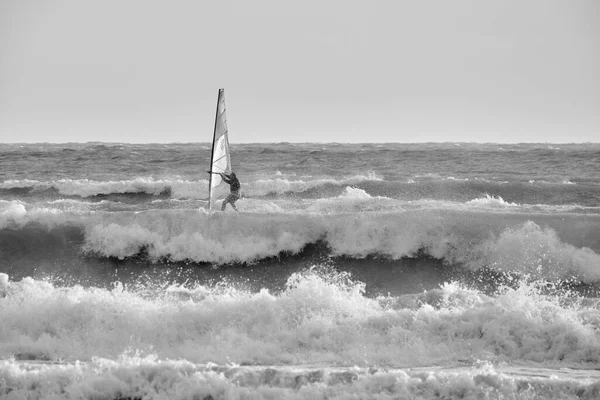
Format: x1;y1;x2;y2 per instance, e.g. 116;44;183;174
208;88;232;209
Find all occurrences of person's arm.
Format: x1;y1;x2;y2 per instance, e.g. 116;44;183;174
219;173;232;183
207;171;232;181
207;171;230;179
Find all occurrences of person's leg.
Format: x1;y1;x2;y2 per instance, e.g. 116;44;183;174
230;194;240;212
221;194;236;211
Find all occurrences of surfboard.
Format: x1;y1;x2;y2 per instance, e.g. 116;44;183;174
207;88;232;210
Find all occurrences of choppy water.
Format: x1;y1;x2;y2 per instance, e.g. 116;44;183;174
1;142;600;399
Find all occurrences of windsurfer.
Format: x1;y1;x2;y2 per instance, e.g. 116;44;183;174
208;171;241;211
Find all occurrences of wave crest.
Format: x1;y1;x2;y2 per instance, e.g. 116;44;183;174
249;173;382;197
466;194;519;207
470;221;600;283
3;209;600;284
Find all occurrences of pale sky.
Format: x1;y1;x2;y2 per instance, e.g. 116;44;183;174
1;0;599;143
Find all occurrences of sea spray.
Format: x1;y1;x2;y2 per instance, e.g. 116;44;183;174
1;270;599;366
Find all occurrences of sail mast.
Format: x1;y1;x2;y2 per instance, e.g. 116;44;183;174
207;88;223;209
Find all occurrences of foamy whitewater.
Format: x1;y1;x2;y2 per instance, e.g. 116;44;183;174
1;142;600;399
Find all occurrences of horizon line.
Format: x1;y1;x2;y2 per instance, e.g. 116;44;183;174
2;140;599;145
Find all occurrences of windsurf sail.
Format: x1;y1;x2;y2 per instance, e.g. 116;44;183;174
207;88;232;209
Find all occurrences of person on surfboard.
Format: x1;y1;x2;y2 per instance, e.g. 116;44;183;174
207;171;241;211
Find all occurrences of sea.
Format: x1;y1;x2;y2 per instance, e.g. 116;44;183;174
1;142;599;399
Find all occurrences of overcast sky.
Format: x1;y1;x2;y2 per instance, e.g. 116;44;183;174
1;0;598;143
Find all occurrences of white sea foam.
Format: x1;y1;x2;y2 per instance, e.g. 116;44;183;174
0;179;42;189
0;204;95;230
0;272;599;368
248;173;382;197
325;215;600;283
83;212;323;264
339;186;372;199
1;357;599;400
0;200;27;217
466;194;519;207
468;221;600;282
2;174;384;200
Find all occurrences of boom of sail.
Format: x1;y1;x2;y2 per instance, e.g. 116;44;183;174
207;88;232;209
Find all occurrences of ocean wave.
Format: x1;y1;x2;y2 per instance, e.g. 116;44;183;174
4;193;600;222
1;271;599;368
53;178;175;197
409;174;583;186
391;178;600;208
465;194;519;207
0;200;27;216
0;174;383;201
248;173;382;197
2;176;600;209
2;208;600;283
82;212;323;264
0;203;95;230
80;212;600;283
0;179;41;189
0;178;173;198
465;221;600;282
2;358;600;400
0;177;203;199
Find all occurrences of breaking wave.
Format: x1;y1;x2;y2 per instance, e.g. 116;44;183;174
1;270;599;366
466;194;519;207
2;207;600;284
